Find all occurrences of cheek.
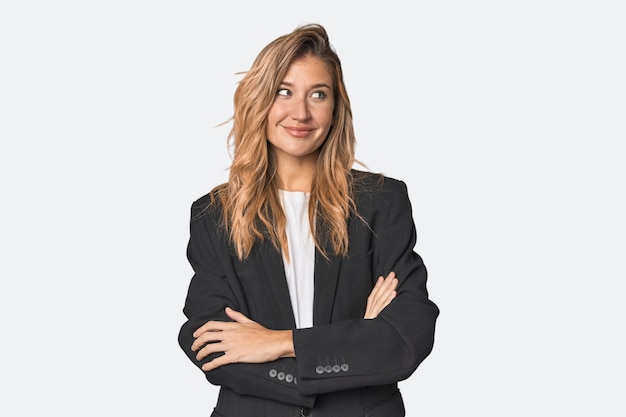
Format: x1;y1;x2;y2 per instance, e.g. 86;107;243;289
315;106;334;128
265;106;282;140
267;101;288;123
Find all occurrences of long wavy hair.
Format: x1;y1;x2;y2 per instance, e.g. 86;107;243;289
212;23;362;261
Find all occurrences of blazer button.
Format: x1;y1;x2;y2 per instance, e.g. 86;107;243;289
324;365;333;373
269;369;277;378
332;364;341;373
277;372;285;381
315;365;324;374
340;363;349;372
300;407;310;416
286;374;294;383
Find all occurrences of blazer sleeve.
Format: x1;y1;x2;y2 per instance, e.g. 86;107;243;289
292;179;439;395
178;198;316;407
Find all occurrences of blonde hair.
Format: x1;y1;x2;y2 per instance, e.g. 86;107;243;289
212;23;362;261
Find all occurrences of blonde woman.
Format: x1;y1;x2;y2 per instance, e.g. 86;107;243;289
178;23;439;417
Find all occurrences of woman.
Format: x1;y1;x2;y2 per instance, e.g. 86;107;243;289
178;23;439;417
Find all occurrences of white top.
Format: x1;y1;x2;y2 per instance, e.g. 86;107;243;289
278;190;315;329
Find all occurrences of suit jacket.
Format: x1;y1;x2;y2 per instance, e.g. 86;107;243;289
178;171;439;417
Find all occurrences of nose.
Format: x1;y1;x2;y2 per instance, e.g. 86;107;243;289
290;97;310;121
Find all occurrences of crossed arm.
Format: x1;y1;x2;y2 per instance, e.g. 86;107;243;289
191;271;399;372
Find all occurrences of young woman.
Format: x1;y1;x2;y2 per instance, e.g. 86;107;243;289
178;23;439;417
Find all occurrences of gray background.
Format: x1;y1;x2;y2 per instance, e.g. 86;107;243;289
1;1;624;415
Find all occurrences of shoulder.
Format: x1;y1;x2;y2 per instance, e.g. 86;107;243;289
349;171;415;235
190;184;227;221
351;169;409;201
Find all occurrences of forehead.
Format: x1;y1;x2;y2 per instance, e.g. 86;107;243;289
283;55;333;86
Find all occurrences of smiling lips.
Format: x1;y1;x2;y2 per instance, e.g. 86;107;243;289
283;126;314;138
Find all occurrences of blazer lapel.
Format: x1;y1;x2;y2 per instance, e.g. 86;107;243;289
250;224;343;328
313;246;341;326
253;240;297;329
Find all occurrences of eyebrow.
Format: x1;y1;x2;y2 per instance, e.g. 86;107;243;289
280;81;332;89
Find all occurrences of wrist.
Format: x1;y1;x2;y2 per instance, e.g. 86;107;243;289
278;329;295;358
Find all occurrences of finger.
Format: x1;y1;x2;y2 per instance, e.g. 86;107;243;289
225;307;253;323
386;277;398;293
371;272;396;295
191;330;224;352
367;275;391;303
195;340;226;361
380;275;398;293
366;284;397;317
365;272;399;319
382;271;397;287
201;352;231;371
193;320;229;338
371;289;396;315
385;290;397;305
380;282;398;306
367;276;384;301
371;276;396;302
374;275;385;287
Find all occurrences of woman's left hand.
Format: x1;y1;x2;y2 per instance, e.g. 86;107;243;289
191;307;295;372
364;271;398;319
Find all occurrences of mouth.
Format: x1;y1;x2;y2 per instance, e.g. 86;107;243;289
283;126;314;138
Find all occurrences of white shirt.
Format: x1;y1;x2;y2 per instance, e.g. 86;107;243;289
278;190;315;329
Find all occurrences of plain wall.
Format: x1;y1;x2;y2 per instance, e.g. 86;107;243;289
1;1;624;415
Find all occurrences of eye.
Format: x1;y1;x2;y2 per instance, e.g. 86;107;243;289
311;91;327;99
276;88;291;97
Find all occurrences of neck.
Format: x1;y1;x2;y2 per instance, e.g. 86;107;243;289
275;158;316;192
277;176;312;192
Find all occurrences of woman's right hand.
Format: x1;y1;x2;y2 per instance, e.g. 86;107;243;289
364;271;398;319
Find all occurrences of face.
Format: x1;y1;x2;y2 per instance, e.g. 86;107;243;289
266;55;335;164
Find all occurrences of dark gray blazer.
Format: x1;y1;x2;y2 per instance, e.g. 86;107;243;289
178;171;439;417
